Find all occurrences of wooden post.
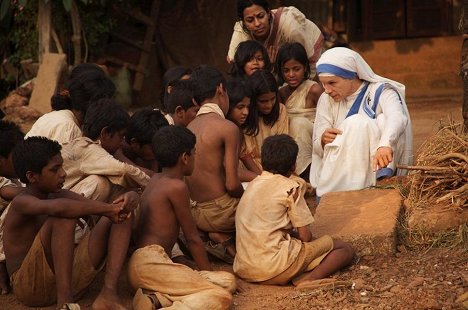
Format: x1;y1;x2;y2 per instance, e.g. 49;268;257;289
37;0;51;63
462;0;468;130
70;0;83;65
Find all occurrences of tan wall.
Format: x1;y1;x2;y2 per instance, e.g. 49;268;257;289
350;36;463;101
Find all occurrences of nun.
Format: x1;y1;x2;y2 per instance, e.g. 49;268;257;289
310;47;413;198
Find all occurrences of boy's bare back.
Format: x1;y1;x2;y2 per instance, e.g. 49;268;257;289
135;174;187;255
187;113;241;202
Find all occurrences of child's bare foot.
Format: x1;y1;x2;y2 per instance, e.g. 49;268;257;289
133;288;161;310
0;262;10;294
91;287;126;310
208;232;236;258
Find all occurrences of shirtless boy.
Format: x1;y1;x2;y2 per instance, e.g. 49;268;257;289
129;126;235;310
0;120;24;294
186;65;244;261
4;136;138;309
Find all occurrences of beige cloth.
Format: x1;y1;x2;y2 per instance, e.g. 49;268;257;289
282;80;317;174
228;6;323;77
196;103;225;118
0;178;20;262
191;193;239;233
10;232;101;307
128;244;235;310
260;235;334;285
234;171;329;282
25;110;82;145
165;113;175;125
61;137;150;191
243;103;289;170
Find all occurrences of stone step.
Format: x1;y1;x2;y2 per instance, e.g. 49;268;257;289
311;189;403;256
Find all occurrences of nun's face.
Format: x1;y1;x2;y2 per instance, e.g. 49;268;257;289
319;75;357;102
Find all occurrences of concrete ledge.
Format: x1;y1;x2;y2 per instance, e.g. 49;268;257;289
311;189;403;256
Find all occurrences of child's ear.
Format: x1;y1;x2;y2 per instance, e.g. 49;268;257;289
26;170;38;184
175;106;185;117
100;126;111;139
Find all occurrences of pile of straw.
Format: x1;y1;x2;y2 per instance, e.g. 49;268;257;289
401;122;467;210
398;122;467;249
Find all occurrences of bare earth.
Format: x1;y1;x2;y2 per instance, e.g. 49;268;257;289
1;99;466;309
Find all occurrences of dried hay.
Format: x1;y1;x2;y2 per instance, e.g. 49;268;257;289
397;120;467;249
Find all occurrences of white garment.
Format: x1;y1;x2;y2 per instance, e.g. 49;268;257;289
25;110;82;145
310;47;413;197
164;113;175;125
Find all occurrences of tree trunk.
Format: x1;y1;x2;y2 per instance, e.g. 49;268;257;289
37;0;51;63
70;0;83;65
462;0;468;130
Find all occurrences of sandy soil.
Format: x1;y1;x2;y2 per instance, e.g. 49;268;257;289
0;99;466;309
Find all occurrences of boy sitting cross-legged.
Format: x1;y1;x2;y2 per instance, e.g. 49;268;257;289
129;126;236;310
234;134;354;288
4;136;138;309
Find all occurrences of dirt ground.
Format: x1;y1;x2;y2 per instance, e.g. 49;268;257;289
0;98;466;309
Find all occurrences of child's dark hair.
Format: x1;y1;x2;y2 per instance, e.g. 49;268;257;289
191;65;226;104
82;98;130;140
165;79;196;114
126;108;169;145
229;41;271;78
13;136;62;184
0;120;24;159
261;134;298;176
152;126;196;168
51;64;115;116
237;0;272;32
276;42;311;85
226;78;252;112
160;66;192;112
243;69;279;136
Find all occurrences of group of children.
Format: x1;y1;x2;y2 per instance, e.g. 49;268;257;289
0;38;356;309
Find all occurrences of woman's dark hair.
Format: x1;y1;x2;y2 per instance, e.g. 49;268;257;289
243;69;279;136
237;0;272;33
229;40;271;78
160;66;192;112
275;42;311;85
51;64;115;117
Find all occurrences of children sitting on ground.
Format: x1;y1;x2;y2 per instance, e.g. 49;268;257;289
226;78;261;182
229;40;271;78
0;120;25;295
25;63;115;144
243;69;289;172
115;107;169;175
186;65;244;263
129;126;236;310
61;98;149;202
276;42;323;180
164;79;200;126
234;134;354;288
4;136;139;309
